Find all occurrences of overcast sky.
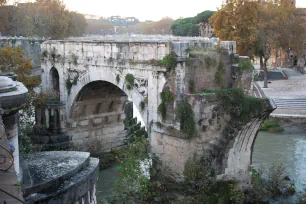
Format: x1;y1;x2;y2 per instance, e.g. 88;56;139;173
61;0;306;21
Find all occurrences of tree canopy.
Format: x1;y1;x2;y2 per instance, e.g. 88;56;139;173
171;17;200;36
193;10;215;24
171;10;215;36
0;46;39;89
0;0;87;39
210;0;306;87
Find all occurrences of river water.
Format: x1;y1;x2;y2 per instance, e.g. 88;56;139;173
96;125;306;203
252;125;306;203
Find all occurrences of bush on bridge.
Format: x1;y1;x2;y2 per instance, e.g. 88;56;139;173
159;52;177;72
125;74;135;90
216;88;265;122
176;100;197;138
157;91;175;121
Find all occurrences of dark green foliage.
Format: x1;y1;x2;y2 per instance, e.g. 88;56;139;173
66;75;79;95
247;165;295;203
216;88;265;121
204;56;217;69
193;10;215;24
188;80;196;93
176;100;197;138
215;61;225;87
116;74;120;84
72;54;78;65
155;122;163;129
125;73;135;90
157;91;175;121
42;50;48;58
51;47;56;59
139;101;146;112
182;155;244;204
238;58;253;70
230;53;240;64
171;17;200;36
159;52;177;72
261;118;284;133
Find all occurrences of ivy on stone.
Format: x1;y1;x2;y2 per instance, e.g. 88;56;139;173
139;100;146;112
125;73;135;90
116;74;120;84
66;75;79;95
157;91;175;121
176;100;197;138
159;52;177;72
215;61;225;87
216;88;265;122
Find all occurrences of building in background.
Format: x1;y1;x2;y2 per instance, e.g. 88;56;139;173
200;22;214;38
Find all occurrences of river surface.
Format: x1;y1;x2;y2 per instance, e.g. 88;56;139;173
96;125;306;203
252;125;306;203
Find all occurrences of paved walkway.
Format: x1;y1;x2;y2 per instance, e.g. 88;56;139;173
254;66;306;118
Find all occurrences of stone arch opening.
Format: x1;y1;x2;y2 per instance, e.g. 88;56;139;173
49;67;60;96
69;80;146;153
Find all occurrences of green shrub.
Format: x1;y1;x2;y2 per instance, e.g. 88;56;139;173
216;88;265;121
125;74;135;90
215;61;225;87
157;91;175;121
116;74;120;84
159;52;177;72
261;118;284;133
139;101;146;112
176;100;197;138
238;58;253;70
188;80;196;93
66;75;79;95
199;89;217;94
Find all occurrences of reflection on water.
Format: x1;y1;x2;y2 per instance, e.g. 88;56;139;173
252;126;306;203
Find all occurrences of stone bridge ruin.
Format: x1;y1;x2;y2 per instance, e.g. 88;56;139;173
36;37;275;186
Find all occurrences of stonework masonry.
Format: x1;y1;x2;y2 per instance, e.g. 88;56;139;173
39;38;274;185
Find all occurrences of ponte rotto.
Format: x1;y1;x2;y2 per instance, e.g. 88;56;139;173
37;36;275;186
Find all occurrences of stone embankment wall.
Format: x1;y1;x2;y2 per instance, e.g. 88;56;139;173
0;37;43;68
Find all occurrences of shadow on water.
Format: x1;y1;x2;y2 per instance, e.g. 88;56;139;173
96;164;119;202
252;125;306;204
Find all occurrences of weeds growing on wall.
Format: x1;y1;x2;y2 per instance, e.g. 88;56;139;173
215;61;225;87
204;56;217;69
42;50;48;58
125;73;135;90
71;54;78;65
51;47;56;59
66;75;79;95
216;88;265;122
188;80;196;94
157;91;175;121
159;52;177;72
139;101;146;112
176;100;197;138
144;97;148;104
116;74;120;84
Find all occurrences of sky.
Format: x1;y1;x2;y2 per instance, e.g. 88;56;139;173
61;0;306;21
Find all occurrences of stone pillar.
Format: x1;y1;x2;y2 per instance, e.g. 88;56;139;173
2;112;20;176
